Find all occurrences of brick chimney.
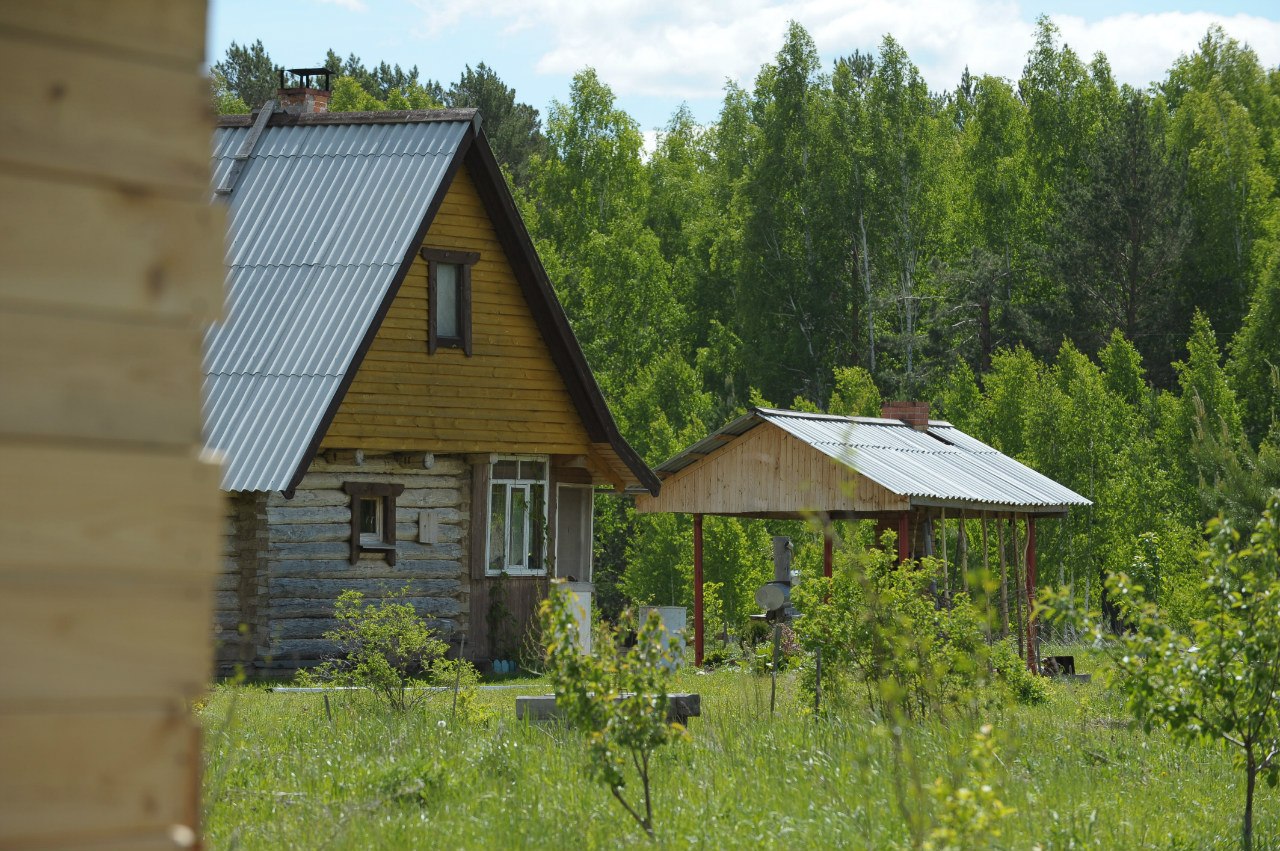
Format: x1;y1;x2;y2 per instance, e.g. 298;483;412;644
277;67;331;115
881;400;931;431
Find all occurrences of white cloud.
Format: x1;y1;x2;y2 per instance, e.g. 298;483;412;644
314;0;369;11
412;1;1280;101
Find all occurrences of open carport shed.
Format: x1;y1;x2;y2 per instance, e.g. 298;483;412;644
634;403;1091;671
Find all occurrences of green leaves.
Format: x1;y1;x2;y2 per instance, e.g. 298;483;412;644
540;587;688;839
297;587;461;714
1046;498;1280;850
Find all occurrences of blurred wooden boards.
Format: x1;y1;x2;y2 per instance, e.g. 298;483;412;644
0;2;223;848
0;171;225;320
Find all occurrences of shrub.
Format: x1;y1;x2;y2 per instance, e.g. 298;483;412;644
793;544;994;720
297;587;477;714
540;585;688;840
1044;496;1280;851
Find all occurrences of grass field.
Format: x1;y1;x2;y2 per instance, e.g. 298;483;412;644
202;653;1279;849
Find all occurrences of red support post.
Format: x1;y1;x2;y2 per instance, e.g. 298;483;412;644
898;512;909;564
1025;517;1039;675
693;513;704;667
823;528;833;579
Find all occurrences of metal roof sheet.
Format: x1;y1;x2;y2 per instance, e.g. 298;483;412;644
203;117;470;492
655;407;1090;511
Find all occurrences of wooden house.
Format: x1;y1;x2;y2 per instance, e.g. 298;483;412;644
207;90;658;675
1;1;223;846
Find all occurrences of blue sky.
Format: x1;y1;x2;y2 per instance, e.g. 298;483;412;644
209;0;1280;136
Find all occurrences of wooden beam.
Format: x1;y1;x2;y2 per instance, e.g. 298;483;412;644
823;524;833;579
693;513;704;667
1025;516;1039;675
897;512;909;564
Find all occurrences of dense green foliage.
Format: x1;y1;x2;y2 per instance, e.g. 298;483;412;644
202;664;1280;848
793;543;1046;721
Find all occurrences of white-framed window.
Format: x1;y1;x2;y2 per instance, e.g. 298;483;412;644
486;456;548;575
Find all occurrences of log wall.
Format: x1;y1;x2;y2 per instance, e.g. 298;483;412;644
256;453;471;673
0;3;223;847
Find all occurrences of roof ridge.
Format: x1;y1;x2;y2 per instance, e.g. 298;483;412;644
216;108;480;129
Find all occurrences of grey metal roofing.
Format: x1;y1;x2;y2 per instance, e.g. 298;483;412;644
656;407;1091;511
204;115;471;491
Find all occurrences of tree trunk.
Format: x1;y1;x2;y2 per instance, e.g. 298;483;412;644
1244;748;1256;851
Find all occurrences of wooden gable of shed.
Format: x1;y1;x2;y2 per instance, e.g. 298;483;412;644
636;422;908;517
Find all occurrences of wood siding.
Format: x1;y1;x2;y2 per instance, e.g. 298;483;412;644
322;163;594;457
0;3;222;847
634;423;909;517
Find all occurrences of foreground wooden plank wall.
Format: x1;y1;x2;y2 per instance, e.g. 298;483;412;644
0;3;224;848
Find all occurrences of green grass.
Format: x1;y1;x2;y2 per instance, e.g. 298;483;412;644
202;656;1279;849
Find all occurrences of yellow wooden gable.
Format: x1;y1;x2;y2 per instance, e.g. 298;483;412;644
321;163;594;457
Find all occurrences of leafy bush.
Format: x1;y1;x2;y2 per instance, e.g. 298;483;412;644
541;585;688;840
297;587;478;714
1044;496;1280;851
793;542;1040;719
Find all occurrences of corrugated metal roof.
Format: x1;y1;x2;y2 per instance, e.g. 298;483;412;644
203;117;471;492
655;407;1090;511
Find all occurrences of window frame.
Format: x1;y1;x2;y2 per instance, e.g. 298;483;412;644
342;481;405;565
421;247;479;356
485;455;550;577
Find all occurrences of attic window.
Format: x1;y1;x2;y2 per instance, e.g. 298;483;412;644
342;481;405;565
421;248;479;356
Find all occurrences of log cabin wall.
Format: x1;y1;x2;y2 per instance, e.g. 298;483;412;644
215;493;269;676
258;453;469;673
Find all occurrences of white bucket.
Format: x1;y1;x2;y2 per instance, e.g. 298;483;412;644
638;605;687;668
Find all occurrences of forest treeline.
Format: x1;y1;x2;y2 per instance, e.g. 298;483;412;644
214;19;1280;632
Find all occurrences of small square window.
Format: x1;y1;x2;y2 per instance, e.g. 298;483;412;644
342;481;404;566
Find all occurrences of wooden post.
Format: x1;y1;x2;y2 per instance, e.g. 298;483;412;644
1011;519;1024;661
693;513;704;667
981;512;991;637
898;512;909;564
998;518;1009;638
940;507;949;602
957;512;969;594
823;527;833;579
1025;516;1039;674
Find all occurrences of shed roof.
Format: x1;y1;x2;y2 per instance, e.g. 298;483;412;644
204;109;657;495
647;407;1090;515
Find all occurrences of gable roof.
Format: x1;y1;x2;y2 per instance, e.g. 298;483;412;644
204;108;658;496
652;407;1090;513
